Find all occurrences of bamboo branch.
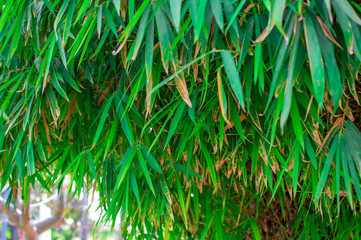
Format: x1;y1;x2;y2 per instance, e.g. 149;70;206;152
0;197;21;227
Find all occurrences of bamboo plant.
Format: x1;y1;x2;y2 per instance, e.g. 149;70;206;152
1;0;361;238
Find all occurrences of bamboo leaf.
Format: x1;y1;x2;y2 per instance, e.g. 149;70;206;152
200;138;218;191
173;163;203;179
315;135;338;203
139;144;163;174
220;50;245;111
210;0;224;32
175;173;187;225
225;0;247;33
93;95;114;146
130;168;141;207
271;0;287;39
115;146;137;189
165;101;186;147
217;71;230;125
170;0;182;32
332;0;361;25
85;150;96;179
137;148;155;194
51;70;69;102
280;20;301;129
303;14;325;106
113;0;121;16
160;176;172;205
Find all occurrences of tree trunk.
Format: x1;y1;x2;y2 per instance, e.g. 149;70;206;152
10;225;18;240
21;187;38;240
0;187;65;240
80;190;88;240
23;231;39;240
1;189;11;240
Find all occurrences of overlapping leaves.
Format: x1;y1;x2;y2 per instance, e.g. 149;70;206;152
1;0;361;238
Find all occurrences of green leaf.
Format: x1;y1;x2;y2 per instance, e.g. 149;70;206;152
115;94;134;144
210;0;224;32
269;144;295;203
46;87;60;123
55;59;81;92
103;117;119;160
335;144;341;212
214;214;224;239
304;134;317;169
85;150;96;179
51;70;69;102
160;176;172;205
303;13;325;106
341;137;353;207
104;7;117;36
280;22;301;129
131;5;151;60
230;101;245;142
130;168;141;208
332;0;361;25
115;146;137;189
69;11;96;62
220;50;245;111
26;141;35;175
117;0;151;44
217;71;230;125
38;37;56;91
292;141;301;198
225;0;247;33
97;5;103;36
344;131;361;201
75;0;91;23
0;0;13;34
315;135;338;203
195;0;207;41
149;50;217;96
315;23;341;113
173;163;203;179
54;0;71;40
201;215;214;240
137;148;155;194
62;0;75;46
145;17;154;80
35;139;47;162
200;137;218;191
139;144;163;174
170;0;182;32
93;95;114;146
266;15;295;109
290;96;304;149
271;0;287;38
113;0;121;16
165;101;186;147
154;4;171;70
175;173;187;225
249;218;262;240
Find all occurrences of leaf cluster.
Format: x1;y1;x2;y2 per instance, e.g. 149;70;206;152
1;0;361;238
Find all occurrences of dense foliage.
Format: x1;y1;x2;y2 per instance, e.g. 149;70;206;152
1;0;361;238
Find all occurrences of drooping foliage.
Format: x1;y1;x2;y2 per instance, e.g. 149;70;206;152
1;0;361;238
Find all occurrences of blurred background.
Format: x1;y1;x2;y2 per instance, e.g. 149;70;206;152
0;184;123;240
